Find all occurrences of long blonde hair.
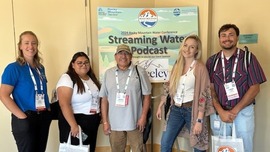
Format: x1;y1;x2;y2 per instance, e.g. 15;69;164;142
169;34;202;97
16;31;43;68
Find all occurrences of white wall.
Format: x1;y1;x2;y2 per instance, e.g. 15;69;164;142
0;1;17;151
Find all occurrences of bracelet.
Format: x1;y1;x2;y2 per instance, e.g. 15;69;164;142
103;121;108;125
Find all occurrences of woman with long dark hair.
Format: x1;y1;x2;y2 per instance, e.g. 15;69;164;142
56;52;101;152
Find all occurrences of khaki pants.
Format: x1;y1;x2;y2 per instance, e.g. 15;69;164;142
109;129;144;152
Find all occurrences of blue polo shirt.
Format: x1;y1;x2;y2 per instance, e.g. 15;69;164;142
206;48;266;109
1;62;50;112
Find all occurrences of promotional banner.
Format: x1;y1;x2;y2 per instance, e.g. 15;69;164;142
98;7;198;83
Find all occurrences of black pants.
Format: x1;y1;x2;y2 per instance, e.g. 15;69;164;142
58;112;101;152
11;111;52;152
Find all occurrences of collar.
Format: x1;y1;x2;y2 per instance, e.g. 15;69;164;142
217;48;239;59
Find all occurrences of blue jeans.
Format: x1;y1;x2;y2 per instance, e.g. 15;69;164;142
161;105;205;152
210;104;254;152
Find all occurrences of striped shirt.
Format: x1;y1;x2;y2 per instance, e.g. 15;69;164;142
206;48;266;109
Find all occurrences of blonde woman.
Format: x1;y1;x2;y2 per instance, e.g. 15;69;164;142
156;35;214;152
0;31;51;152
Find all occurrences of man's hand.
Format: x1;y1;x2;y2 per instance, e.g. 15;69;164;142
219;110;236;123
137;116;146;132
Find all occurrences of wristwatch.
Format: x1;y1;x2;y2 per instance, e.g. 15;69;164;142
196;118;203;123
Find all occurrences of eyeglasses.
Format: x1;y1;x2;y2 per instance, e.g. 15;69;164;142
76;61;90;67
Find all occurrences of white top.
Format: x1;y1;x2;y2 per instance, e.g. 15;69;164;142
174;68;195;103
56;74;100;115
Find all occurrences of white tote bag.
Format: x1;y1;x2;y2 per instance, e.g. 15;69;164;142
59;126;89;152
212;122;244;152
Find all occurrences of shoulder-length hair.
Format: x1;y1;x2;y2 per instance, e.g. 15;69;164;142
169;34;202;97
66;52;101;94
16;31;43;68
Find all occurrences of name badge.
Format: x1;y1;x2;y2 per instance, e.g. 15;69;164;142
115;93;128;107
224;81;239;100
90;93;99;114
175;92;183;104
35;93;46;111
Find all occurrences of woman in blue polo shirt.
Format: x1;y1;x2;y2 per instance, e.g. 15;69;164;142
0;31;51;152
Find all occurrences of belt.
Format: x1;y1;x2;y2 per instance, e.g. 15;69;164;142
25;110;48;115
174;101;193;108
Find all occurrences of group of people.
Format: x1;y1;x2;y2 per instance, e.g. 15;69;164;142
0;23;266;152
156;24;266;152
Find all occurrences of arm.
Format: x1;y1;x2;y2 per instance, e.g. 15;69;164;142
101;97;111;135
193;111;204;135
231;84;260;115
57;86;79;137
157;82;170;120
210;83;235;123
156;95;166;120
0;84;27;119
193;64;207;134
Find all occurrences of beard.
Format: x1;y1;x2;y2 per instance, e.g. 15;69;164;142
220;41;237;50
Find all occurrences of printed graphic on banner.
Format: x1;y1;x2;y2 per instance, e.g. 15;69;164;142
98;7;198;83
133;58;169;82
138;9;158;28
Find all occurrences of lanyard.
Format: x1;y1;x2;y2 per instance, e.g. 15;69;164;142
115;68;133;94
221;49;240;82
83;79;98;98
27;63;43;93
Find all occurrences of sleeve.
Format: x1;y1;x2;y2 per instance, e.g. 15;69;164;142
247;53;267;86
138;67;152;95
206;55;215;83
1;63;19;86
56;74;73;89
99;70;108;98
196;62;214;115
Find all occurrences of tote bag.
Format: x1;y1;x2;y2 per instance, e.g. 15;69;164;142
212;122;244;152
59;126;89;152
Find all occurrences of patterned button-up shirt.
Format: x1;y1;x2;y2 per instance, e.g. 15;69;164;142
206;48;266;109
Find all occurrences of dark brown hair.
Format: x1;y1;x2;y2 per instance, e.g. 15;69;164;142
218;24;240;37
66;52;101;94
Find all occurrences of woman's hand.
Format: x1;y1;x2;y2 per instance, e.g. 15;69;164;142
156;96;167;120
70;125;79;137
193;122;202;135
156;106;162;120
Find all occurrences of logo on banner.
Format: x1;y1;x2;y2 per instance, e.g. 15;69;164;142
173;8;181;16
98;8;106;16
138;9;158;28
